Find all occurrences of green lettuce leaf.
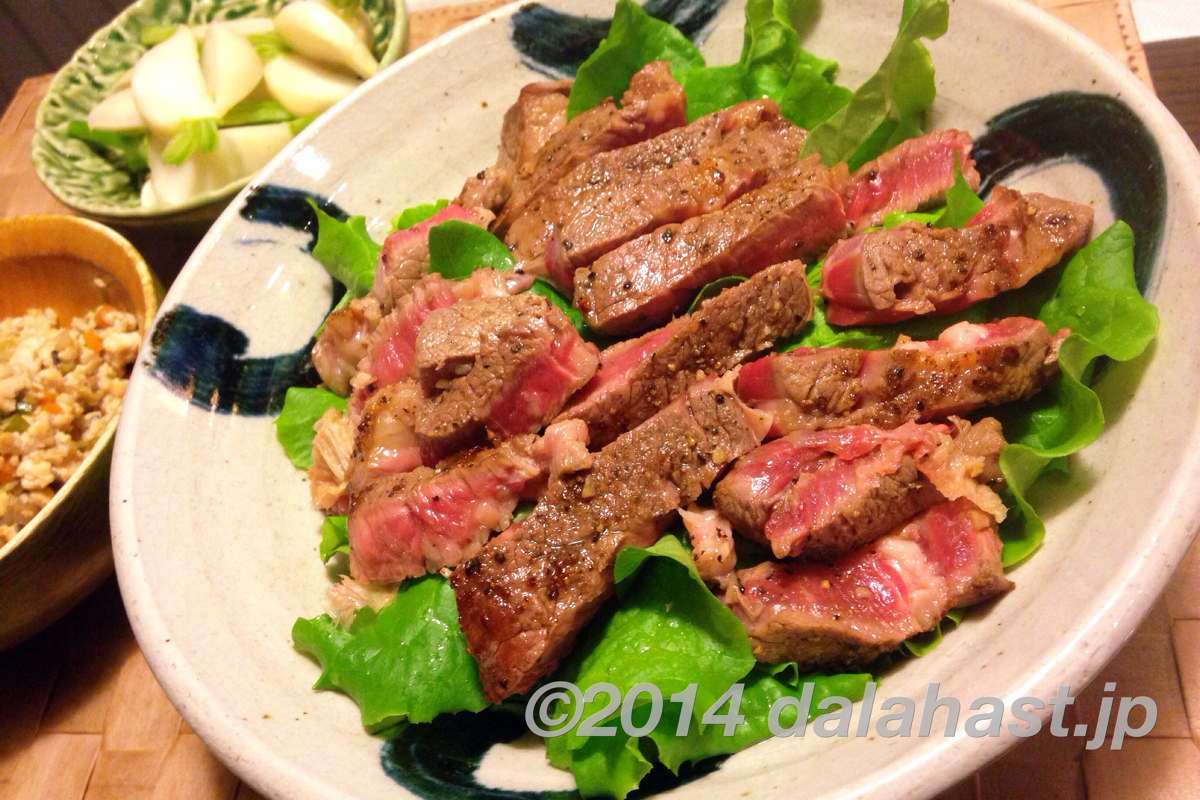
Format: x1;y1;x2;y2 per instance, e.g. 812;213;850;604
218;99;293;127
391;199;450;232
933;156;986;227
161;117;219;165
307;199;381;298
248;31;292;61
800;0;948;170
997;221;1158;565
319;515;350;562
292;575;489;732
65;120;149;173
139;22;177;47
275;386;347;469
566;0;704;120
427;220;514;280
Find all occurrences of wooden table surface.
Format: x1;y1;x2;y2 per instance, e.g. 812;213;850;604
1;2;1197;799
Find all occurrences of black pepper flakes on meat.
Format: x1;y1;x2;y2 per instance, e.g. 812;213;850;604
623;281;632;290
464;557;481;575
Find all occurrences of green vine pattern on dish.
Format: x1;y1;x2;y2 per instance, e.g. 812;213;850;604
32;0;405;221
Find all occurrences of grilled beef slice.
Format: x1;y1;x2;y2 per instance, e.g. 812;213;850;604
493;61;687;235
736;317;1066;436
713;418;1006;562
347;268;531;424
842;129;980;229
413;293;599;442
679;505;737;589
726;498;1012;667
574;158;849;336
556;260;813;447
456;79;572;212
347;420;591;583
312;205;494;395
452;375;768;701
505;99;808;290
822;186;1094;325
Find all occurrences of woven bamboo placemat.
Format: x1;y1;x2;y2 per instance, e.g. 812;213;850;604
0;3;1191;799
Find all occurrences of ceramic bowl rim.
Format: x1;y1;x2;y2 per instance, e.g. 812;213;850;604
109;1;1200;798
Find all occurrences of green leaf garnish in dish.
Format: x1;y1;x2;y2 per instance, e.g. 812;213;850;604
160;117;219;165
275;386;347;469
390;199;450;232
527;277;611;347
65;120;149;173
307;199;381;299
218;99;294;127
319;515;350;562
427;220;514;280
139;22;177;47
248;31;293;61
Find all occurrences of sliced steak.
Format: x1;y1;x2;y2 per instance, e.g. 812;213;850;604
451;375;769;701
726;498;1013;667
822;186;1094;325
679;505;737;589
505;99;808;290
456;79;572;212
574;158;849;336
309;408;354;515
713;418;1005;562
311;205;494;395
347;420;591;583
413;293;599;442
556;260;813;447
843;129;980;230
347;268;530;424
737;317;1066;436
349;380;449;490
493;61;688;235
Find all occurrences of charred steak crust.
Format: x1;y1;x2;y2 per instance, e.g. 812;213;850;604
451;376;765;702
574;158;849;336
556;260;813;447
505;99;808;288
456;79;572;213
821;186;1094;325
493;61;688;236
736;317;1066;435
727;499;1013;668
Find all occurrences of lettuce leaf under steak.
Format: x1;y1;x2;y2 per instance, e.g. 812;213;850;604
275;386;347;469
292;575;489;732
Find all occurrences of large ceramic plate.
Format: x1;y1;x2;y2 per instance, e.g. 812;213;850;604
110;0;1200;798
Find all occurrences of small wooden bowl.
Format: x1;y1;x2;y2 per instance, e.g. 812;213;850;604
0;215;160;650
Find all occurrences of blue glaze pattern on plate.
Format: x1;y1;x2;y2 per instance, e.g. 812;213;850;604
973;92;1165;291
511;0;729;76
240;183;354;252
381;708;726;800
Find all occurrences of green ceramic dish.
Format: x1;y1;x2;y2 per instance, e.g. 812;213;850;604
31;0;407;228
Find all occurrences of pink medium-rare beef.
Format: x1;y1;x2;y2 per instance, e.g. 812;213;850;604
452;375;769;701
348;381;450;491
713;418;1006;562
456;79;572;212
842;129;980;230
737;317;1066;436
311;205;494;395
505;99;809;290
726;498;1013;667
493;61;688;235
556;260;813;447
822;186;1094;325
679;505;737;589
412;293;599;442
574;158;850;336
347;420;591;583
347;268;530;424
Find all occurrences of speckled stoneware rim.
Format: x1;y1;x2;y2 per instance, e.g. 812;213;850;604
31;0;408;228
0;214;160;565
109;0;1200;798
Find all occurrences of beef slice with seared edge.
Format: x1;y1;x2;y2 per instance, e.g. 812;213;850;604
506;99;808;290
452;374;770;702
312;205;495;395
556;260;813;447
457;79;572;213
347;419;592;583
413;293;599;442
822;186;1094;325
492;61;687;235
842;129;980;230
714;418;1006;562
737;317;1067;436
725;498;1013;667
574;157;850;336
